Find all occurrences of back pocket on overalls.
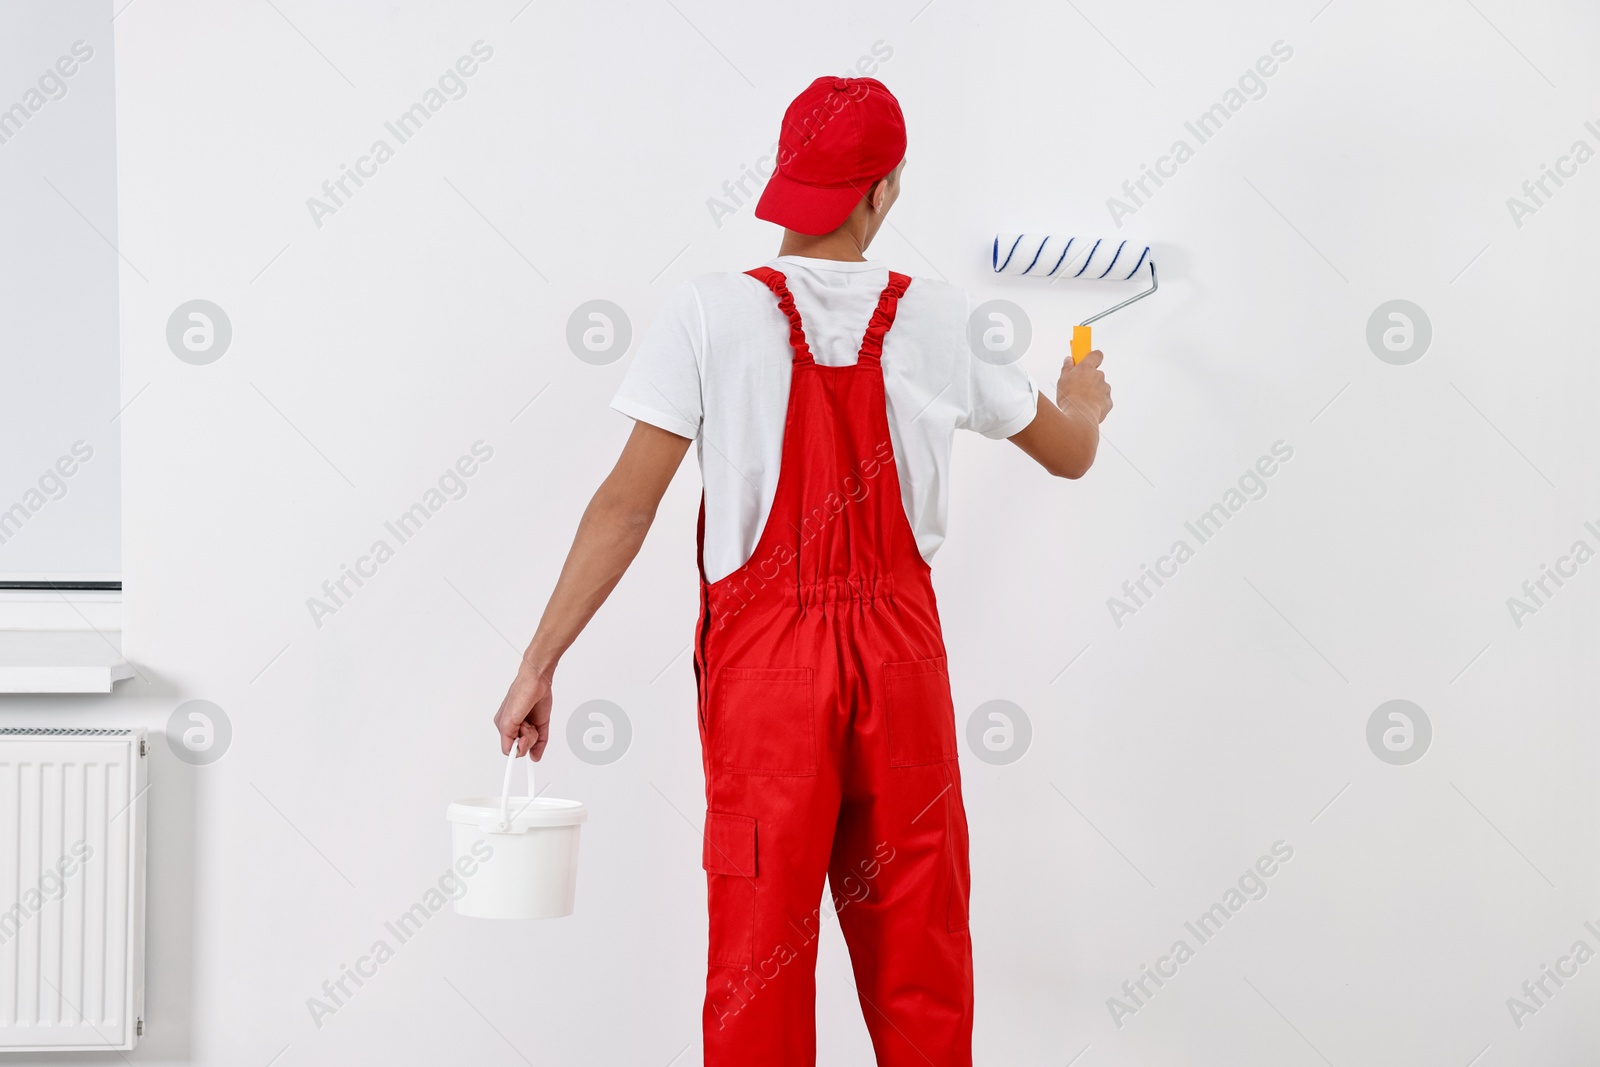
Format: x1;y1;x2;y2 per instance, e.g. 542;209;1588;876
883;656;958;767
711;667;817;776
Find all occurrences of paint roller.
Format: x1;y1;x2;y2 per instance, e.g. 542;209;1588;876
992;234;1159;363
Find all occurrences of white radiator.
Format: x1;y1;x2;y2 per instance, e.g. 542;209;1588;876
0;728;147;1052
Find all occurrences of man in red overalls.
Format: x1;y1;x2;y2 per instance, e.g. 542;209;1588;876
496;76;1112;1066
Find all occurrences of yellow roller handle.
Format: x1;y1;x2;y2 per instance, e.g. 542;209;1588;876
1071;324;1093;364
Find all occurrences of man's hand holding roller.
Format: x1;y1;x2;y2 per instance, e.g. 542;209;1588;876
1007;347;1113;479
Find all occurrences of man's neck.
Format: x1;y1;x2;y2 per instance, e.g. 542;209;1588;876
777;227;870;262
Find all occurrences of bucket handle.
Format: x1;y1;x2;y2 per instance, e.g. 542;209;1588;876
498;745;537;832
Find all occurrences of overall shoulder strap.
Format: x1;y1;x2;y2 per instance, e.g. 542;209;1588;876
856;272;912;367
746;267;813;365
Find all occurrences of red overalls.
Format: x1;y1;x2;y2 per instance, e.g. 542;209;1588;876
693;267;974;1066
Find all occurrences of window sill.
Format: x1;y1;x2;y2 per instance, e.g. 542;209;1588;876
0;631;133;693
0;590;132;694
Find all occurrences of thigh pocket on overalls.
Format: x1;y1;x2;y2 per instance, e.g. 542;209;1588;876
883;656;958;767
703;812;757;968
711;667;817;776
943;766;972;934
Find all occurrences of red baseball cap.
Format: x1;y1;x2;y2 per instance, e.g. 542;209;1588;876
755;76;906;236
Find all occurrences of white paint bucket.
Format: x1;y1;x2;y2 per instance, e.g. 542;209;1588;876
445;748;586;919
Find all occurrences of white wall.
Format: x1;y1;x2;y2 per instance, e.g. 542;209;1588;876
4;0;1596;1062
0;0;120;578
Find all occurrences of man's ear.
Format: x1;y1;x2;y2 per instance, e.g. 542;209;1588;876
868;178;887;213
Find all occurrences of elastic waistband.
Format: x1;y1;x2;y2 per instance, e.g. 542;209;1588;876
704;573;901;628
794;575;895;604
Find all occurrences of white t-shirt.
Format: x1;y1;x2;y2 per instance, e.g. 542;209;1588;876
611;255;1039;582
